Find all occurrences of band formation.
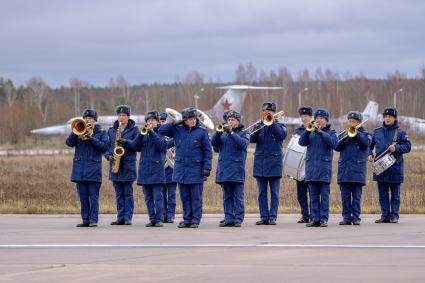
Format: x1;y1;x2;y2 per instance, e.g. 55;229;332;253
66;102;411;228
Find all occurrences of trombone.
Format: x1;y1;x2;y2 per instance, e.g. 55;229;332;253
71;118;93;140
245;110;284;136
337;119;368;142
140;124;152;135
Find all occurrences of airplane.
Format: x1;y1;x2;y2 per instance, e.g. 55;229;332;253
30;85;284;135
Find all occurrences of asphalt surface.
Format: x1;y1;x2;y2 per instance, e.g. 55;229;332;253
0;214;424;282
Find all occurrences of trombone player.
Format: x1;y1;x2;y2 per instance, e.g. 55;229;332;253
250;102;287;225
104;105;139;226
66;109;108;227
335;111;371;225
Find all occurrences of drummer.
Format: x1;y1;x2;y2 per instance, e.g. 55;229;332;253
368;107;411;224
293;106;313;223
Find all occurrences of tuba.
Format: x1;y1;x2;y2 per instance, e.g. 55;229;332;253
71;118;93;140
165;108;182;123
112;122;125;173
196;109;215;130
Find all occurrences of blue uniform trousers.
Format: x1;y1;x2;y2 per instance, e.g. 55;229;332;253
339;183;362;222
296;180;311;220
256;177;281;221
309;181;330;223
377;182;401;221
113;181;134;222
162;183;177;221
142;185;164;223
179;183;203;225
76;181;101;224
221;182;245;224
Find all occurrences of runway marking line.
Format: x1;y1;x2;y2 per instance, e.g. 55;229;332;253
1;244;425;249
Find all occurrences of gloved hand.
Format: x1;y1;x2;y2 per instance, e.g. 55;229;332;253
202;170;211;177
118;138;128;146
224;126;232;134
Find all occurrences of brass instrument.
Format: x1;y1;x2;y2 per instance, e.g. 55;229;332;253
245;110;285;136
165;146;176;169
337;119;368;142
215;123;231;133
71;118;93;140
140;124;152;135
112;122;125;174
305;122;319;132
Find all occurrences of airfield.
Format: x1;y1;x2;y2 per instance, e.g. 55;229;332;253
0;214;424;282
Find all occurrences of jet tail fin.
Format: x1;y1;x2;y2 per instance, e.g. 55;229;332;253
362;101;379;121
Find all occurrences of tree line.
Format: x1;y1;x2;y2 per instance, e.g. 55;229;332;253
1;64;425;145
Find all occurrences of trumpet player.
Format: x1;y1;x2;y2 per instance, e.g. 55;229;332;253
104;105;139;226
294;106;314;223
159;107;212;228
368;107;411;224
66;109;108;227
159;112;177;223
211;110;249;227
299;108;337;227
126;111;167;227
335;111;371;225
250;102;287;225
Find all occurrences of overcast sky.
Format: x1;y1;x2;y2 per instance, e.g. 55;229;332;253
1;0;424;87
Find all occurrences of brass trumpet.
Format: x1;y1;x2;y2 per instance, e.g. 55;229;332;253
71;118;93;140
305;122;319;132
140;124;152;135
215;123;230;133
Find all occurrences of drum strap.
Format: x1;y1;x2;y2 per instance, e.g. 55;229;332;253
392;128;399;144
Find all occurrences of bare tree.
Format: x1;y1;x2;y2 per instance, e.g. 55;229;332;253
235;64;246;83
4;79;17;107
245;63;257;84
26;77;49;123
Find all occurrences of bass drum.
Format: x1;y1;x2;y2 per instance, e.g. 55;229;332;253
282;135;307;181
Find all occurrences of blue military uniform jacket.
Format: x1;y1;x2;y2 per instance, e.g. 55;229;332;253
370;121;411;183
159;120;212;184
250;122;287;178
211;125;249;183
66;124;109;183
335;127;371;185
127;126;167;185
104;119;139;182
298;124;337;183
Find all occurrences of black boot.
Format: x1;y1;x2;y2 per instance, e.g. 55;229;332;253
110;220;125;225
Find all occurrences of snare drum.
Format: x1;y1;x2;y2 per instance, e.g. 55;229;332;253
372;152;396;175
283;135;307;181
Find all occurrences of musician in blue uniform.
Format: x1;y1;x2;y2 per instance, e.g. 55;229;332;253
159;107;212;228
211;110;249;227
159;112;177;223
250;102;287;225
335;111;371;225
104;105;139;226
66;108;108;227
293;106;313;223
299;108;337;227
126;111;167;227
369;107;411;223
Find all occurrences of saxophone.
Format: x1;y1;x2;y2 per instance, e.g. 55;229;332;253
112;122;125;173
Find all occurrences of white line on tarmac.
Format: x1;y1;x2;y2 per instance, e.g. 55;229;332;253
1;244;425;249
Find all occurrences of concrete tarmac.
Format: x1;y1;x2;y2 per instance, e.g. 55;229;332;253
0;214;425;282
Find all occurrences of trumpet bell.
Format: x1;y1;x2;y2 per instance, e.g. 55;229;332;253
140;126;150;135
71;118;86;136
306;122;315;132
215;124;224;132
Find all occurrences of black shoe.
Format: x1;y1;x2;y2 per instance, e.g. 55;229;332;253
256;220;269;225
339;220;352;225
178;221;190;228
145;222;155;227
219;222;234;227
390;218;399;223
219;219;225;224
190;223;199;228
88;223;98;227
375;218;390;223
110;220;125;225
320;221;328;227
154;221;164;227
306;221;320;227
76;223;89;227
234;222;242;227
353;220;361;225
297;218;310;223
164;219;174;223
268;219;277;225
124;220;132;225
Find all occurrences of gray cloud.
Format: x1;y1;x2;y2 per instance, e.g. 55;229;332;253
1;0;424;86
